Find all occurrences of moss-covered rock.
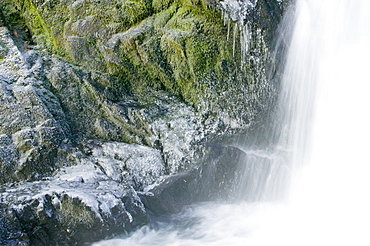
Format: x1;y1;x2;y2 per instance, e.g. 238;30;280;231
0;24;206;184
0;0;288;244
3;0;286;129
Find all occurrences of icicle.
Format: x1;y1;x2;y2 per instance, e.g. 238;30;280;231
233;23;238;57
220;0;256;64
240;24;250;67
227;18;231;41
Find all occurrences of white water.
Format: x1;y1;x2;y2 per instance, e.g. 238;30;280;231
94;0;370;245
287;0;370;244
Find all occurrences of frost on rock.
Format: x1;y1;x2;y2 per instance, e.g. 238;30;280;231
220;0;257;23
90;141;166;191
0;24;156;244
144;96;205;174
0;27;69;184
0;22;206;243
0;159;148;244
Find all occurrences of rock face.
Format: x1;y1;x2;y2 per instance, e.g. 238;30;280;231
5;0;287;129
0;0;288;244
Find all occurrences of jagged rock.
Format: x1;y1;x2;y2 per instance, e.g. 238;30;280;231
0;24;206;182
0;138;178;245
0;27;68;183
0;25;210;243
0;24;205;244
0;168;148;245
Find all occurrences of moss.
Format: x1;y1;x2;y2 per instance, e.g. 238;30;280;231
120;0;154;25
0;0;30;43
152;0;175;12
6;0;260;110
0;41;7;60
0;1;21;26
152;4;178;28
67;0;154;32
6;0;62;53
186;36;218;76
59;195;97;230
153;3;234;104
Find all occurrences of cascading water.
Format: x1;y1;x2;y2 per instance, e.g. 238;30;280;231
286;0;370;244
94;0;370;245
219;0;313;203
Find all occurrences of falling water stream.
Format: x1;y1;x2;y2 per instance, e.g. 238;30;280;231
287;0;370;244
94;0;370;245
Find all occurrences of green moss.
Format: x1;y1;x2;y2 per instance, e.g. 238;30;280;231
7;0;61;53
152;4;178;28
6;0;245;107
0;0;30;43
0;41;7;61
0;1;21;25
152;0;175;12
59;195;97;231
186;36;218;76
120;0;153;25
152;3;233;104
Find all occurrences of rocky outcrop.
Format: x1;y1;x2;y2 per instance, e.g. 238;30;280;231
4;0;287;130
1;170;148;245
0;0;288;244
0;27;67;184
0;25;206;244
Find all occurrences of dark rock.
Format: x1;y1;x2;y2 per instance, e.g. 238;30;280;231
140;144;248;216
140;171;199;216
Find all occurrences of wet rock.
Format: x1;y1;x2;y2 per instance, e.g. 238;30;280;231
0;23;206;244
140;171;199;215
0;27;68;184
0;176;148;245
0;0;288;244
87;140;166;191
140;145;249;215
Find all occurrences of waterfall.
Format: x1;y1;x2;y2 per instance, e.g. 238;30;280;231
94;0;370;245
225;0;315;202
286;0;370;244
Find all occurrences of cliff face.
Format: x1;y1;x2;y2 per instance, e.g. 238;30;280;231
0;0;287;244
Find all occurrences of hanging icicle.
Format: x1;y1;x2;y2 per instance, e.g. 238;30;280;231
220;0;257;67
